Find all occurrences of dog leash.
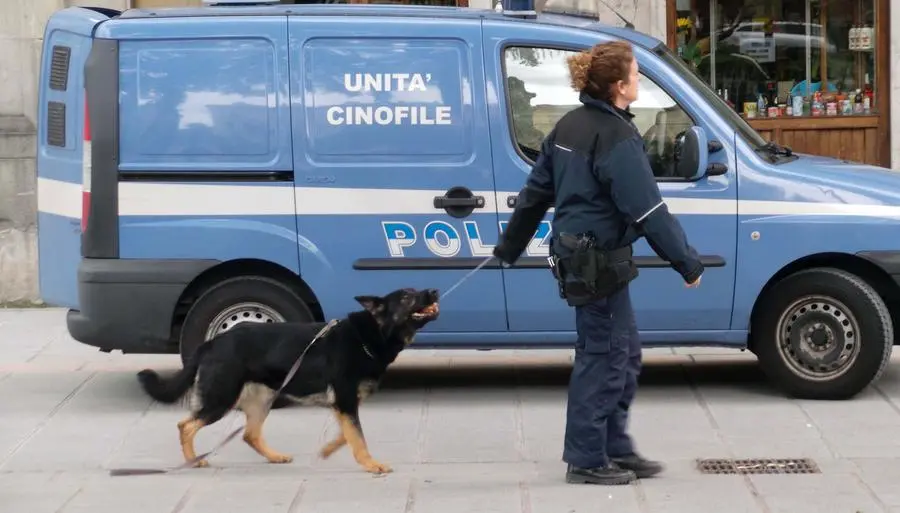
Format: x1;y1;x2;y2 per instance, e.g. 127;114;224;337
108;319;340;477
439;255;494;300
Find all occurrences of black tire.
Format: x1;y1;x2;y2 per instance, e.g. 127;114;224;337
179;275;315;409
751;267;893;400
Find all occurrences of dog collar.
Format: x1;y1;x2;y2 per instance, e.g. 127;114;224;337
344;311;386;363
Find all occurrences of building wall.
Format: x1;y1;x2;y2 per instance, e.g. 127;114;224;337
892;1;900;169
0;0;130;303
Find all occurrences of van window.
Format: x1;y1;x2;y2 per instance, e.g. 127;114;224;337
303;38;472;164
502;46;696;180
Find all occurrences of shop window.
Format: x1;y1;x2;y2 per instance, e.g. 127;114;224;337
674;0;878;119
503;46;697;180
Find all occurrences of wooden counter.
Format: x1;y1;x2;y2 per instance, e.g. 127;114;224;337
747;114;886;166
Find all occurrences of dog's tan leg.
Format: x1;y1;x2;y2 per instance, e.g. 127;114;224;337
318;432;346;459
177;417;209;468
238;384;293;464
320;382;377;459
334;410;391;474
243;415;293;464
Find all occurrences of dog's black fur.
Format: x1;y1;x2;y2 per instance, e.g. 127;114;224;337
136;287;440;474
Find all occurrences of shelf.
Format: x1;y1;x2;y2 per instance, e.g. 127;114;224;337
746;114;881;130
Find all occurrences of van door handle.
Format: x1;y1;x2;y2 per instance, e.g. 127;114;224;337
433;196;484;208
506;195;554;208
433;186;484;219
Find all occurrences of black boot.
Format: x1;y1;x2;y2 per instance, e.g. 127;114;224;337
565;463;636;485
609;454;664;478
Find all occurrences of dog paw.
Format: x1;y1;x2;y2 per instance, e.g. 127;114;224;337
193;459;210;468
362;460;393;474
267;454;294;464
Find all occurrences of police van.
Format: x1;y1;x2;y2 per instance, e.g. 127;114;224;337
36;0;900;401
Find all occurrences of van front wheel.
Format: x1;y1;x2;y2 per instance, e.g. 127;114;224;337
179;275;315;409
752;267;893;400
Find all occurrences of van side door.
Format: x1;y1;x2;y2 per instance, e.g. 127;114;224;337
483;23;738;339
288;15;509;335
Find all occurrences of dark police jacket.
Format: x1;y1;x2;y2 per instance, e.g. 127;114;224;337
498;92;704;285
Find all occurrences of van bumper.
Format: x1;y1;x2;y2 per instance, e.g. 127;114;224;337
66;257;219;354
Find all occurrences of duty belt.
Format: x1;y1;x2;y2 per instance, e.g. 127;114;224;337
549;232;638;305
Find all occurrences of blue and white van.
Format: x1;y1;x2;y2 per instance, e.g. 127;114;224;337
36;0;900;400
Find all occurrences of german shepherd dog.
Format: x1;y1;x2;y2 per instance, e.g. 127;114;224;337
136;287;440;474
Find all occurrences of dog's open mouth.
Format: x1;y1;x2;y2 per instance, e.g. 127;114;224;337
411;302;440;320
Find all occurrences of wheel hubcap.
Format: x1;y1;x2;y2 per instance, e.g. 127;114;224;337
775;295;860;381
204;302;286;341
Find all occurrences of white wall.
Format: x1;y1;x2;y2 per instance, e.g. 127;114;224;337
891;1;900;169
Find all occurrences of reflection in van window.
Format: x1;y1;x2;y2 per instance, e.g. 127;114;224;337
502;46;696;179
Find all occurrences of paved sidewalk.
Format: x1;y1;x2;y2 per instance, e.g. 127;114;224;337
2;308;900;512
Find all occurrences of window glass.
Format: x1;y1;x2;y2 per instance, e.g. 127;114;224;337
503;46;697;179
675;0;877;119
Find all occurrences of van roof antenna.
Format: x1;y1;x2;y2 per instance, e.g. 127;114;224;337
596;0;635;29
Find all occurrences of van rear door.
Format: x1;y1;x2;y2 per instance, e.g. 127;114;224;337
36;7;116;308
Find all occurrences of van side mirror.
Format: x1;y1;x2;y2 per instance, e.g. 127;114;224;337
674;126;709;180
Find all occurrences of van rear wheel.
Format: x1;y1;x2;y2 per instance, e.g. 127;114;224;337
751;267;893;400
179;275;315;409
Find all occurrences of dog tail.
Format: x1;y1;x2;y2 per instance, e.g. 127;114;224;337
136;343;209;404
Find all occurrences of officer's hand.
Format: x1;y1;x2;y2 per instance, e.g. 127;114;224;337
493;243;518;267
685;275;702;288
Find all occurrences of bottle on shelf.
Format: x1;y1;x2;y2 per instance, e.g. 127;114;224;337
863;73;874;112
811;91;824;116
791;94;803;116
852;88;862;114
766;92;778;118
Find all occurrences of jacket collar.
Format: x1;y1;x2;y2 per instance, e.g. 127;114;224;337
579;91;634;120
579;91;638;136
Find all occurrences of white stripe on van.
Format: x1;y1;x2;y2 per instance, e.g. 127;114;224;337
37;177;83;219
34;176;900;220
118;182;297;216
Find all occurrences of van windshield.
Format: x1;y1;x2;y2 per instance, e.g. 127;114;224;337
652;44;768;149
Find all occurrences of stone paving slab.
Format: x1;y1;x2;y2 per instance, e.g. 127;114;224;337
2;308;900;512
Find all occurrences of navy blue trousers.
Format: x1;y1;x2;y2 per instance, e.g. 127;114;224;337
562;284;641;468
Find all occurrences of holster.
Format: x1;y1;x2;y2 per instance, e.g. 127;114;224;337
551;232;639;307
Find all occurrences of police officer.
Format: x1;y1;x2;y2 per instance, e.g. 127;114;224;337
493;41;704;486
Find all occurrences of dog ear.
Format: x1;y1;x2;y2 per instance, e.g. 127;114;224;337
354;295;383;313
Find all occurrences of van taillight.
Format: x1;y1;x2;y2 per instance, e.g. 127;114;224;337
81;92;91;232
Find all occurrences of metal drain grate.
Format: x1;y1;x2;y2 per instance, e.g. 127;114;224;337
697;458;820;475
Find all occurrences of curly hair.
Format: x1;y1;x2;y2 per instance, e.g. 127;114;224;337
566;40;634;104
